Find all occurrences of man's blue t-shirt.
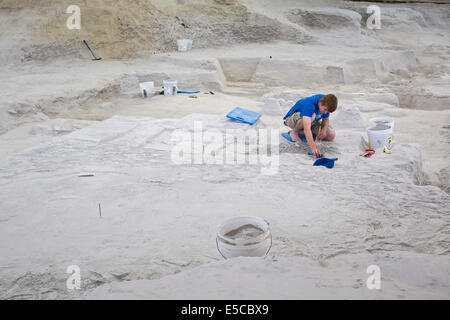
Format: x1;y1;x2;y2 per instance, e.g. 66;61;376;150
283;94;330;122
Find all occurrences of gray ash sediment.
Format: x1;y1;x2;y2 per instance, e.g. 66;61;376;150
225;224;265;240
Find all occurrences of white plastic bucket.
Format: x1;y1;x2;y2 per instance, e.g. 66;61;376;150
163;80;178;96
216;216;272;259
367;124;393;149
177;39;193;51
139;82;154;98
369;117;394;130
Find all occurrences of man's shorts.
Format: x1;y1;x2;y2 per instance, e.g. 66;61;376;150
283;112;333;137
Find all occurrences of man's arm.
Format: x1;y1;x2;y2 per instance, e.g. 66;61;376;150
303;117;321;158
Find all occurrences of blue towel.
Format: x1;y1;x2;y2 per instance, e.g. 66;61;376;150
177;90;200;94
281;132;308;143
226;107;262;125
313;157;338;169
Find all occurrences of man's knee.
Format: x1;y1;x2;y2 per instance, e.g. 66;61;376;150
295;118;304;127
327;129;336;141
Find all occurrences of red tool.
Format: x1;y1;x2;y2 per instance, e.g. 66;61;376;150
363;149;375;158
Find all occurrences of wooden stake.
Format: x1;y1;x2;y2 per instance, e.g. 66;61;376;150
99;203;102;217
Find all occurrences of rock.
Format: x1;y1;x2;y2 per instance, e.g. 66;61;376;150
286;8;362;30
332;106;368;129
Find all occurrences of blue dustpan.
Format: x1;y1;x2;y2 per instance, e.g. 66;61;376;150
226;107;262;125
313;157;338;169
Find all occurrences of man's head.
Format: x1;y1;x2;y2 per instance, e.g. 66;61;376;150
318;94;338;114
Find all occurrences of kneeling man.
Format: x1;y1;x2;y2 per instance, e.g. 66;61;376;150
283;94;337;158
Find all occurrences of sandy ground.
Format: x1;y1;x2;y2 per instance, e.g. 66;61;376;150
0;0;449;299
0;111;448;299
86;252;450;299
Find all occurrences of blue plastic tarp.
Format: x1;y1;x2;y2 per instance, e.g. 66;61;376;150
177;90;200;94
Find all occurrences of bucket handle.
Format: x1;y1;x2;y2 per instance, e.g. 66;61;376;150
216;237;227;259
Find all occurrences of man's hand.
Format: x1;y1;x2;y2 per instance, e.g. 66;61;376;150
311;146;322;158
303;117;321;157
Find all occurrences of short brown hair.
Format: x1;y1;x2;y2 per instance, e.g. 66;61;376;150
320;94;338;113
